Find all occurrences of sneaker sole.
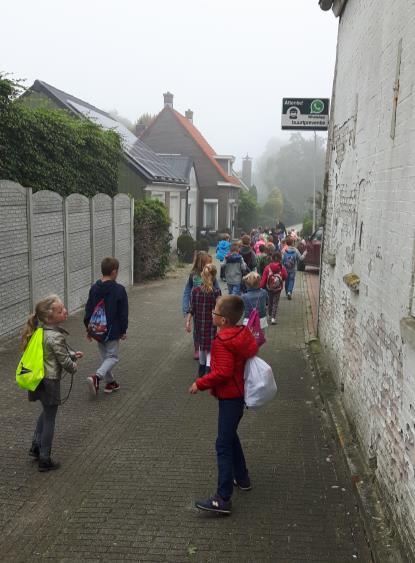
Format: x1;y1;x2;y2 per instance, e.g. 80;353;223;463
195;503;231;515
104;386;120;394
87;377;98;396
233;479;252;491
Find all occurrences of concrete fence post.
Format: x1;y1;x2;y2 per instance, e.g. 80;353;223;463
130;197;134;286
90;197;95;283
26;187;35;312
63;197;70;308
112;197;116;257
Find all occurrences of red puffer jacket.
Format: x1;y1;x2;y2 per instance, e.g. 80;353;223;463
196;326;258;399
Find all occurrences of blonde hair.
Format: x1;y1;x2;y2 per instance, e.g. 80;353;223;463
191;251;212;276
21;294;61;350
243;271;260;289
201;263;217;293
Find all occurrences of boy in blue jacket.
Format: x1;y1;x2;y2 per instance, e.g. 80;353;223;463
84;257;128;396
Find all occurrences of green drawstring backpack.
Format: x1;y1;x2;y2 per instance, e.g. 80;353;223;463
16;328;44;391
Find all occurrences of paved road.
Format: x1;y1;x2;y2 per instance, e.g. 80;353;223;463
0;271;372;562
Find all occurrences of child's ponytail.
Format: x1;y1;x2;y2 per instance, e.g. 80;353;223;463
21;314;38;351
201;264;217;293
21;294;60;350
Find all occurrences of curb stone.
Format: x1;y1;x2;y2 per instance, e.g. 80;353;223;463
308;337;408;563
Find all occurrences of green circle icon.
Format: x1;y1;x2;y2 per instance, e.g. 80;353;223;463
311;99;324;114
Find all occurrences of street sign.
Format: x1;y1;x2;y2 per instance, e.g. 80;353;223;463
281;98;330;131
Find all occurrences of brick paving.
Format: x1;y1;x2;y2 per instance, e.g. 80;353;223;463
0;271;372;562
304;269;320;337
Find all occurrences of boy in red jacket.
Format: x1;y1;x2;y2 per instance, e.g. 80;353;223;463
189;295;258;515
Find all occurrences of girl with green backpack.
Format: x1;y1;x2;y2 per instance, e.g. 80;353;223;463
19;295;83;472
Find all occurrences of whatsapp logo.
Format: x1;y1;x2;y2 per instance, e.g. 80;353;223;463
310;99;325;114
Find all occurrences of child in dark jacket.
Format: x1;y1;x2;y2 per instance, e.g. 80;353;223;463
239;234;257;271
84;257;128;396
189;295;258;515
260;252;287;325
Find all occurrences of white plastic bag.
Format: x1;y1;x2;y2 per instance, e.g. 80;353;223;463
244;356;277;409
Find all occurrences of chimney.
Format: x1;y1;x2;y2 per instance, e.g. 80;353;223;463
135;121;147;137
163;91;174;108
185;109;193;123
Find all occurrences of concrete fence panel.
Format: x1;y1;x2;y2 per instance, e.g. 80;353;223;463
65;194;92;314
92;193;113;281
0;181;31;336
0;181;134;338
32;190;65;305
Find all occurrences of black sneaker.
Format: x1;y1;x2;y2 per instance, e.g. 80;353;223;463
233;476;252;491
195;494;232;515
38;458;61;472
29;443;40;459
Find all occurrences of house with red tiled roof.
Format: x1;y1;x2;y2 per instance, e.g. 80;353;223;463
140;92;245;238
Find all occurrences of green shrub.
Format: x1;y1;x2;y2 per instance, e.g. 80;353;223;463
0;75;122;197
177;234;195;263
302;216;313;237
134;199;171;281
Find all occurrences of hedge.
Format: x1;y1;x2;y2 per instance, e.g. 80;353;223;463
0;75;122;197
134;199;171;281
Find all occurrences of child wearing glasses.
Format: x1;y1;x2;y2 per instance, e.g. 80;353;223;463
188;295;258;515
185;263;221;376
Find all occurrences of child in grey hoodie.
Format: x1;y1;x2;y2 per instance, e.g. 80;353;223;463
224;243;247;295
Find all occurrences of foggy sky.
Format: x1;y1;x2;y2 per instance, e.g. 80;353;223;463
1;0;338;169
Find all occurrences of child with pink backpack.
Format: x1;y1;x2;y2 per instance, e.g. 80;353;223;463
241;272;268;346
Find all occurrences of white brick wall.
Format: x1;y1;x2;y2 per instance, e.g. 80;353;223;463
320;0;415;552
0;181;134;337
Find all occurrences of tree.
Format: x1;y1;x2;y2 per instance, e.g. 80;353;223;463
134;112;156;130
249;183;258;202
259;187;284;226
0;74;122;197
255;133;326;223
237;190;259;232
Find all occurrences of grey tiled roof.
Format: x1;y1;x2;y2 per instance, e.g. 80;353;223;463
32;81;187;185
158;155;194;180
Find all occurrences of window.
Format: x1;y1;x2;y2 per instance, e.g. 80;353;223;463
203;199;218;230
151;192;165;204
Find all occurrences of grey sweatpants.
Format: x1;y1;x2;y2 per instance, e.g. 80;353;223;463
96;340;119;382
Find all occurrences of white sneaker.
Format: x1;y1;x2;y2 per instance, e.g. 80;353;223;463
271;318;276;325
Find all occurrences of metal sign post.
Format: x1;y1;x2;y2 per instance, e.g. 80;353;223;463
281;97;330;232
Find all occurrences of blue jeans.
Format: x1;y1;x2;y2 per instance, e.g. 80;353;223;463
227;283;241;295
96;340;119;382
216;398;248;500
285;271;296;294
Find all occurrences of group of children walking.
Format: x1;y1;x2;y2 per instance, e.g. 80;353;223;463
182;227;305;514
19;227;302;515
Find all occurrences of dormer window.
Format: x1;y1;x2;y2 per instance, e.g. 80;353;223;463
214;155;235;176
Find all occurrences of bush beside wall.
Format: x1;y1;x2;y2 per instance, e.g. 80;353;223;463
134;199;171;282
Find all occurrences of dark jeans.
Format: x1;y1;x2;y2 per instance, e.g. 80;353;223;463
34;404;58;459
216;397;247;501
